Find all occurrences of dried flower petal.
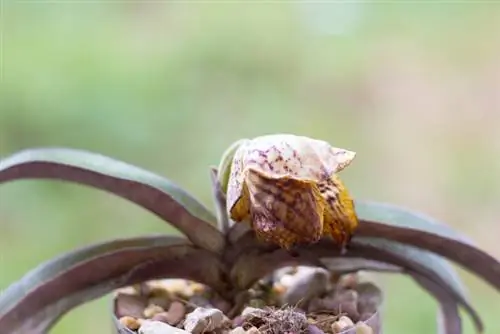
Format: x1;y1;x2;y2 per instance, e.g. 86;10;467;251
226;134;358;249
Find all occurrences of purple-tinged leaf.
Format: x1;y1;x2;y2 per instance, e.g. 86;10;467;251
322;257;462;334
413;275;462;334
0;236;227;334
355;200;500;292
321;257;401;273
337;238;481;333
0;148;224;253
321;256;462;334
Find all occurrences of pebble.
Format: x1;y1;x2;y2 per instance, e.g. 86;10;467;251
144;304;165;318
151;312;170;323
241;307;264;318
134;283;151;296
165;301;186;325
114;286;139;296
356;322;373;334
282;267;330;307
356;283;383;315
184;307;224;334
245;327;261;334
273;266;297;281
326;289;360;321
147;279;204;298
119;316;141;331
336;274;358;291
145;287;171;309
248;299;266;308
232;315;244;327
355;322;374;334
308;324;327;334
115;293;148;318
139;320;189;334
189;295;213;308
339;316;354;327
272;282;287;295
279;274;296;288
230;327;246;334
336;289;358;303
331;316;355;333
150;280;190;293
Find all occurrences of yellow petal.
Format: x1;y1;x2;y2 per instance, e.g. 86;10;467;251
230;167;325;249
229;180;251;223
319;174;358;248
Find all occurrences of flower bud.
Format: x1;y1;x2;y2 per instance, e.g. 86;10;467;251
225;134;358;249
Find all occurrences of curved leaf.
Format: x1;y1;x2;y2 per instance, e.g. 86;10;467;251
0;148;224;253
319;259;461;334
210;167;230;233
413;275;462;334
321;257;402;273
0;236;228;334
228;233;483;333
355;200;500;292
322;257;462;334
351;237;478;333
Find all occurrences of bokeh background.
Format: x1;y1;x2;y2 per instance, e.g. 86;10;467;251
1;2;500;333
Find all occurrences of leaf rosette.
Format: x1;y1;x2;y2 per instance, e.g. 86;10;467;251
0;134;498;334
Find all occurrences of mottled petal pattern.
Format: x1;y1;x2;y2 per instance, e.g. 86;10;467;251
225;134;358;249
319;174;359;248
246;167;324;249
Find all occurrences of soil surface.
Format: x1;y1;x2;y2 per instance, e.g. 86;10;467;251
115;267;381;334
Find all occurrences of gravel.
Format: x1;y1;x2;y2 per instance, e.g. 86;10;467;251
115;267;381;334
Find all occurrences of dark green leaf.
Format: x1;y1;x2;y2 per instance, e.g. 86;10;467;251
355;200;500;292
0;236;227;334
0;148;224;253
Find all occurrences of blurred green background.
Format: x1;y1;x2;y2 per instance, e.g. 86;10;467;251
1;2;500;333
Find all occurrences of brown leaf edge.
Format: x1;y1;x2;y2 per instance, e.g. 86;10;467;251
0;148;225;253
355;200;500;292
0;236;227;334
228;232;483;333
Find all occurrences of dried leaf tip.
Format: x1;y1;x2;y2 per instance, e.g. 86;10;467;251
224;134;358;250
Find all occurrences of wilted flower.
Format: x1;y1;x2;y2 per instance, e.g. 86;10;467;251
226;134;358;250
